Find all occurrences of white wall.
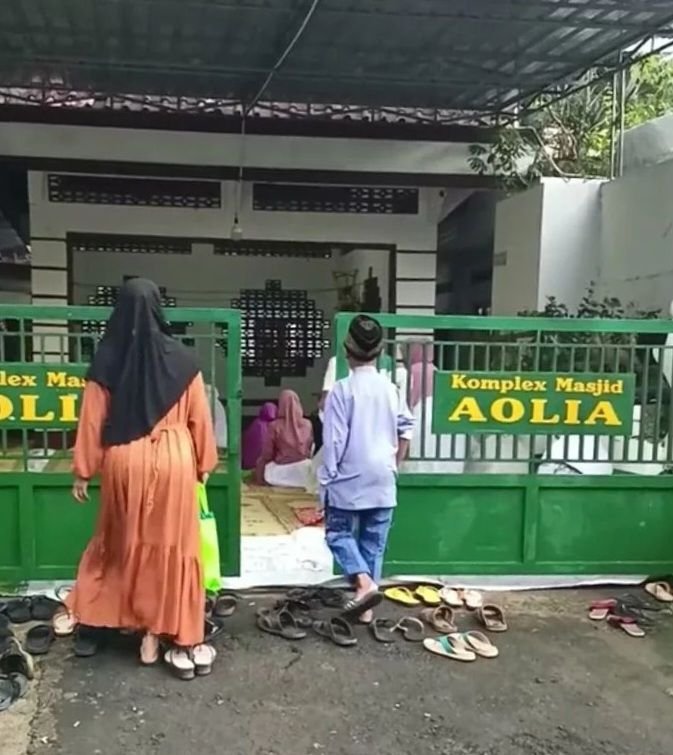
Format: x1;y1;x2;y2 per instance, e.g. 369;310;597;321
600;158;673;313
492;179;603;315
335;248;391;311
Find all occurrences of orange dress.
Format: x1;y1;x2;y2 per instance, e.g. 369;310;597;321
67;372;218;647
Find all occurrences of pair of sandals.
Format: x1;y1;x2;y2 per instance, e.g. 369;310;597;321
1;595;64;625
420;604;508;634
164;645;217;680
589;596;660;638
369;616;425;644
424;631;499;662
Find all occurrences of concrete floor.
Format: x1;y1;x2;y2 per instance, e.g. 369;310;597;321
3;589;673;755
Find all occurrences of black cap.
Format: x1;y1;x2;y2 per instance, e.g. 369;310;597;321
344;315;383;360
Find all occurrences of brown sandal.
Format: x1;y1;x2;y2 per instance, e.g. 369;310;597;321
420;606;456;634
477;604;508;632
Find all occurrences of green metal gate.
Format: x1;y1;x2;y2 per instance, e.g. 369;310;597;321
0;305;241;583
334;312;673;576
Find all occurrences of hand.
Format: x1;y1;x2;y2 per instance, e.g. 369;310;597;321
72;477;89;503
199;472;210;485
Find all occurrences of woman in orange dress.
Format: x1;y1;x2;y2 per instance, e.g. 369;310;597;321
65;278;218;678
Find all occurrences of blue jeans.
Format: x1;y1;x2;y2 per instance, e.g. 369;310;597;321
325;506;394;582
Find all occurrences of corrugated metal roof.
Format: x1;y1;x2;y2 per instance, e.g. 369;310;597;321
0;0;671;111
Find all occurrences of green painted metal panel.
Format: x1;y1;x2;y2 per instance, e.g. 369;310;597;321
0;483;21;572
432;371;635;435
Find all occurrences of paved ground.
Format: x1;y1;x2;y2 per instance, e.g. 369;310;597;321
3;589;673;755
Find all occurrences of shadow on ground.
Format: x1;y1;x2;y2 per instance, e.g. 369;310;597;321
12;590;673;755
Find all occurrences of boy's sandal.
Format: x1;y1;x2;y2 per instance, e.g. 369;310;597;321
256;608;307;640
423;635;476;662
392;616;425;642
341;590;383;620
383;587;420;606
369;618;397;644
607;614;646;638
164;648;195;680
420;606;456;634
477;604;508;632
644;581;673;603
313;617;357;647
192;643;217;675
460;631;499;659
439;587;463;608
414;585;442;606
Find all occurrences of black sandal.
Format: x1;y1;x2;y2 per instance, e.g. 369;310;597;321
6;598;32;624
73;626;104;658
313;617;357;647
341;590;383;620
25;625;55;656
369;618;397;644
31;596;63;622
393;617;425;642
0;637;34;679
273;599;314;629
256;608;307;640
213;593;238;619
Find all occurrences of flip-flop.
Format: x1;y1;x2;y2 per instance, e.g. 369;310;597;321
423;635;476;662
369;618;397;643
192;644;217;675
31;596;63;622
420;606;457;634
414;585;442;606
459;589;483;610
460;631;499;659
317;588;346;608
588;599;617;620
213;593;238;618
607;614;646;638
54;586;72;603
0;676;16;712
53;608;76;637
273;599;314;629
164;648;195;681
313;617;358;647
73;626;103;658
383;587;421;607
439;587;463;608
256;608;307;640
6;598;32;624
0;637;34;680
392;617;425;642
644;581;673;603
0;627;15;654
341;590;383;620
477;604;508;632
25;625;55;656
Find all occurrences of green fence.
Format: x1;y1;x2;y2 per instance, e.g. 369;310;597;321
335;312;673;576
0;305;241;582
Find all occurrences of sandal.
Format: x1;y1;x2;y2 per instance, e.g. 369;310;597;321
423;634;476;662
25;625;55;656
73;626;103;658
192;643;217;675
588;599;617;621
383;587;420;607
460;631;499;659
369;618;397;644
53;608;77;637
607;614;646;638
6;598;32;624
477;604;508;632
31;596;62;622
439;587;463;608
256;608;307;640
313;617;357;647
420;606;456;634
273;599;314;629
205;617;225;643
341;590;383;620
392;617;425;642
459;589;483;610
0;675;18;712
164;648;195;680
414;585;442;606
213;593;238;619
0;637;34;680
644;581;673;603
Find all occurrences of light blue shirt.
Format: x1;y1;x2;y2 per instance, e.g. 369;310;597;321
318;365;414;511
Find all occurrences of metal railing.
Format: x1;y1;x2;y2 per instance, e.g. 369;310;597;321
335;312;673;474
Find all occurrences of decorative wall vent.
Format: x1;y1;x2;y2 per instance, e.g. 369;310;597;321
252;183;419;215
68;233;192;256
215;240;331;259
48;174;221;208
230;280;330;386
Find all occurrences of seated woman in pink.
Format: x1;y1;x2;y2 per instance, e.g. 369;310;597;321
242;402;277;470
255;390;313;488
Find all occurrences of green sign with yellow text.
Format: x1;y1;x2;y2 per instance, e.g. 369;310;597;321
432;371;635;435
0;363;87;428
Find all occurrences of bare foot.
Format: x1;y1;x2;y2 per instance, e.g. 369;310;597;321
140;633;159;665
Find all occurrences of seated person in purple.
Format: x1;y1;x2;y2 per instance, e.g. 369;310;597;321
241;402;277;470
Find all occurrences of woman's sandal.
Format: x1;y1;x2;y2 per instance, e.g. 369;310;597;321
607;614;646;638
164;648;195;680
256;608;307;640
313;617;357;647
644;581;673;603
53;608;77;637
420;606;456;634
192;644;217;675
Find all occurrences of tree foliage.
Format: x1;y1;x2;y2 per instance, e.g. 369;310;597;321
469;54;673;188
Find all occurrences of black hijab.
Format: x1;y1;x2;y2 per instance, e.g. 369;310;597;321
87;278;199;447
